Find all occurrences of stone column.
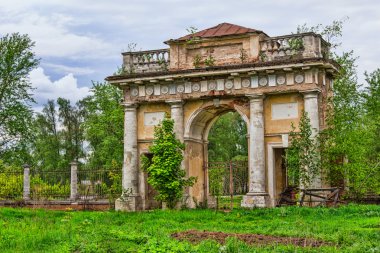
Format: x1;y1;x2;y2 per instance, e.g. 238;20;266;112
70;161;78;201
167;99;184;142
115;102;141;211
302;90;320;137
242;94;268;207
167;99;188;207
302;89;321;188
23;164;30;200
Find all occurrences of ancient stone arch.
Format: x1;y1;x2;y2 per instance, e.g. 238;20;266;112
106;23;338;211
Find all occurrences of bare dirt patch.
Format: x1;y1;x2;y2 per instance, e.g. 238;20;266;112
171;230;332;248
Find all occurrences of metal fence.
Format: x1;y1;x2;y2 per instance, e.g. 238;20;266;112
0;164;122;202
0;170;23;200
206;160;249;196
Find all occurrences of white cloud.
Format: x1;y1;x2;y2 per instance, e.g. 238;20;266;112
0;12;112;59
30;67;90;105
42;63;95;76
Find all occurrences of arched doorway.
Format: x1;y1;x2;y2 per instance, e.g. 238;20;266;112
183;98;250;208
207;111;249;208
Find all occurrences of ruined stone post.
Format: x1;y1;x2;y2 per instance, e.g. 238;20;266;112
302;89;321;188
70;161;78;200
23;164;30;200
115;102;141;211
242;94;268;207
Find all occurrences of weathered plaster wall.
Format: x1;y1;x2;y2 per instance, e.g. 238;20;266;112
185;140;205;206
169;35;261;70
264;93;304;134
137;103;170;140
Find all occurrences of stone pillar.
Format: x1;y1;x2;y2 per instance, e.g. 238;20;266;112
242;94;268;207
167;99;184;142
302;90;320;137
302;89;321;188
115;102;141;211
70;161;78;201
23;164;30;200
167;99;189;207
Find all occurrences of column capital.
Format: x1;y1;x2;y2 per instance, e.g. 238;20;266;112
246;94;265;101
166;99;184;107
300;89;320;99
121;102;138;111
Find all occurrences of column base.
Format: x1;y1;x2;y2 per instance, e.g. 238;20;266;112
115;195;142;212
241;193;269;208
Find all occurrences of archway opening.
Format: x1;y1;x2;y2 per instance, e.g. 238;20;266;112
183;100;250;208
207;111;249;209
208;111;248;162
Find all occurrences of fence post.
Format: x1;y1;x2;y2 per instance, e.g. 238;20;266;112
23;164;30;200
70;161;78;200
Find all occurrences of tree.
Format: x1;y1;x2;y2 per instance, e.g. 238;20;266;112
285;111;320;188
298;20;380;196
31;99;85;170
80;82;124;170
208;112;248;162
32;100;62;170
57;98;85;166
141;116;195;209
0;33;39;156
363;69;380;161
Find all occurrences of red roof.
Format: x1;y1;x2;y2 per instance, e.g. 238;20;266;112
175;23;263;41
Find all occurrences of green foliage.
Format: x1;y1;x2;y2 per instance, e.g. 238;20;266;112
81;82;124;170
208;112;248;162
204;55;215;67
193;54;202;68
32;98;85;170
141;117;195;209
0;33;39;160
285;111;320;188
297;20;379;197
320;52;379;197
186;26;199;45
208;167;224;208
0;205;379;252
140;238;190;253
0;160;23;199
30;176;70;200
363;69;380;162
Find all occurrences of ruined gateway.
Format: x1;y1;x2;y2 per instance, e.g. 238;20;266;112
106;23;338;211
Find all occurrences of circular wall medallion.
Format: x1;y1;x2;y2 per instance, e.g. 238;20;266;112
225;80;234;89
177;84;185;93
242;79;251;88
146;86;154;95
295;74;304;84
277;75;286;85
161;85;169;94
208;81;216;90
259;77;268;86
130;88;138;97
192;83;200;92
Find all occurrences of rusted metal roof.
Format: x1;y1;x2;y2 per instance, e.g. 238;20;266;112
174;23;264;41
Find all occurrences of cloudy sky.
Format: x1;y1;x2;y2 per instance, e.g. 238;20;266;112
1;0;379;109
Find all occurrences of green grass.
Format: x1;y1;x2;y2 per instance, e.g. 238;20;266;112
0;204;379;252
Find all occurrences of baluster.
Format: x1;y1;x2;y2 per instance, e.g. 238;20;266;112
272;40;279;50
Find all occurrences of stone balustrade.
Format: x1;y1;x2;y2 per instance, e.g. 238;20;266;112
120;33;329;75
259;32;329;62
122;48;170;74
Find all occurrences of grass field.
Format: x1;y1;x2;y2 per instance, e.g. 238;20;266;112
0;204;379;252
